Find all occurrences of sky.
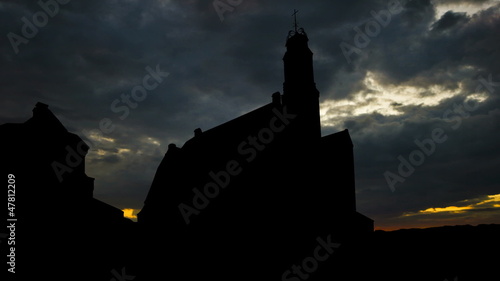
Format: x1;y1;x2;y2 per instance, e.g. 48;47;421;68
1;0;499;230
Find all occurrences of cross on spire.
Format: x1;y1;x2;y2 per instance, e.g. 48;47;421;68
292;9;299;32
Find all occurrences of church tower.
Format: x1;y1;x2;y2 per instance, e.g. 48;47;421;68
282;13;321;140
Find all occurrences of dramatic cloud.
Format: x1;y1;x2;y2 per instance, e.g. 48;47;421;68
1;0;499;229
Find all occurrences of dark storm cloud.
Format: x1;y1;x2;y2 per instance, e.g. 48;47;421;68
362;2;499;87
1;0;499;228
350;86;500;226
431;10;469;30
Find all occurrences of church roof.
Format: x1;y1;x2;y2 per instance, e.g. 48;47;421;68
321;129;353;148
182;96;281;155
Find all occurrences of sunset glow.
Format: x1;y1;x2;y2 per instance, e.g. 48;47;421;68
122;208;139;221
402;193;500;217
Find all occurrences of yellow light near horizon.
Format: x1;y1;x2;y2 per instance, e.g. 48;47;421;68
123;208;138;220
487;194;500;201
477;194;500;206
418;205;474;215
402;193;500;217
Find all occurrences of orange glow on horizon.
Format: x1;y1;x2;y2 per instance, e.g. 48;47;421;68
376;194;500;231
402;193;500;218
122;208;138;221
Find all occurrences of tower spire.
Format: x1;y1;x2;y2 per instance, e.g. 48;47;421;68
292;9;299;32
282;16;321;139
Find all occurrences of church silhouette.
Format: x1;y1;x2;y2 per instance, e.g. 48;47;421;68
137;26;373;280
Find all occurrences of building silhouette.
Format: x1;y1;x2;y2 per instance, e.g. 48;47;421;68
138;26;373;280
0;102;134;281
